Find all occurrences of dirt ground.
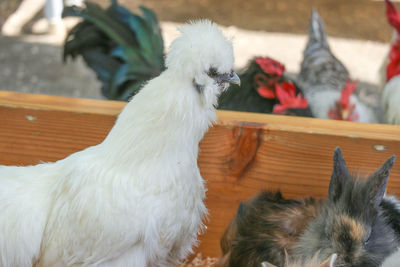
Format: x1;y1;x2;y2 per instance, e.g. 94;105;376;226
0;0;22;26
0;35;102;98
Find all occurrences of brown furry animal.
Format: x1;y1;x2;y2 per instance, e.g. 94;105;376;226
261;252;337;267
294;147;399;267
216;191;325;267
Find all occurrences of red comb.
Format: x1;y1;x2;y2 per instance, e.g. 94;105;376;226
254;73;276;98
386;0;400;32
340;80;357;108
254;57;285;77
273;82;308;114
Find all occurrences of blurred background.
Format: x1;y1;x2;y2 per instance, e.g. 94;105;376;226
0;0;398;121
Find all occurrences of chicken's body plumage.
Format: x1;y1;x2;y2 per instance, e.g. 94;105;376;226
298;10;378;123
1;69;207;267
383;75;400;124
305;89;376;122
0;20;237;267
382;0;400;125
297;11;348;98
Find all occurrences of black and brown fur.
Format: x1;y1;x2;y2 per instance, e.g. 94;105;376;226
295;147;399;267
381;195;400;240
216;191;325;267
262;252;337;267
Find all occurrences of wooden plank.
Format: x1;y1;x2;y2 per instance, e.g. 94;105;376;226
1;91;400;258
0;91;124;116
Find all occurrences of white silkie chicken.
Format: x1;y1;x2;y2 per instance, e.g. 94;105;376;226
382;0;400;125
0;20;240;267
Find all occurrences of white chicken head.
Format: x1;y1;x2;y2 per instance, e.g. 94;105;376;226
165;20;240;108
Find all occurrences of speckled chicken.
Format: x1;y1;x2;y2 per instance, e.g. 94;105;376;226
382;0;400;125
297;10;378;123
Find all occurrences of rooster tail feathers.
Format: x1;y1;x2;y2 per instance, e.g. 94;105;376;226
63;1;165;100
140;6;164;61
67;2;137;46
306;9;330;53
106;3;164;66
309;9;328;46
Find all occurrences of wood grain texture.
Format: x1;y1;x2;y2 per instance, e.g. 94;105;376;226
0;91;124;116
1;91;400;258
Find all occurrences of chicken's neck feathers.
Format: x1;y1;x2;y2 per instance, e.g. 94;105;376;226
100;69;215;170
383;75;400;124
305;90;377;123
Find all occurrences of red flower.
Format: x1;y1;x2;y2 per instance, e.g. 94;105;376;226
254;57;285;77
273;82;308;114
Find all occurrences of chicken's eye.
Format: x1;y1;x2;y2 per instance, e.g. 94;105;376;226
207;67;218;77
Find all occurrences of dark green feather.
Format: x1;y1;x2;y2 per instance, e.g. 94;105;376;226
63;1;165;101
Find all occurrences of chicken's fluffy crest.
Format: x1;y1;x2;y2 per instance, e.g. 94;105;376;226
166;20;234;78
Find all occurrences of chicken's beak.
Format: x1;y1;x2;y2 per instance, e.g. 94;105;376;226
341;110;349;120
228;72;241;86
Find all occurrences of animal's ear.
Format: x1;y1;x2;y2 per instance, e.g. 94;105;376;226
215;252;230;267
328;147;350;202
220;203;244;253
234;202;247;227
366;155;396;206
237;202;245;217
319;253;337;267
261;262;277;267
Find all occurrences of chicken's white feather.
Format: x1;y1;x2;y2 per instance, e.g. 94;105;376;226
383;75;400;125
305;90;378;123
0;20;236;267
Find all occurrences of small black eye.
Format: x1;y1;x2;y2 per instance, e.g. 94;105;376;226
207;67;218;77
364;230;371;245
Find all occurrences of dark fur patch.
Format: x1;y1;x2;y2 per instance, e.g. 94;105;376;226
219;191;325;267
295;149;398;267
381;197;400;240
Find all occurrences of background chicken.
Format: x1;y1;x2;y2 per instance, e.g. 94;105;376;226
0;20;239;266
382;0;400;125
218;56;312;117
64;1;312;117
297;10;379;123
63;0;165;100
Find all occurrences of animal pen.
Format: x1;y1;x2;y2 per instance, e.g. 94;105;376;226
1;90;400;260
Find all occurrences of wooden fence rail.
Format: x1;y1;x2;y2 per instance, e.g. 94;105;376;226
1;91;400;257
